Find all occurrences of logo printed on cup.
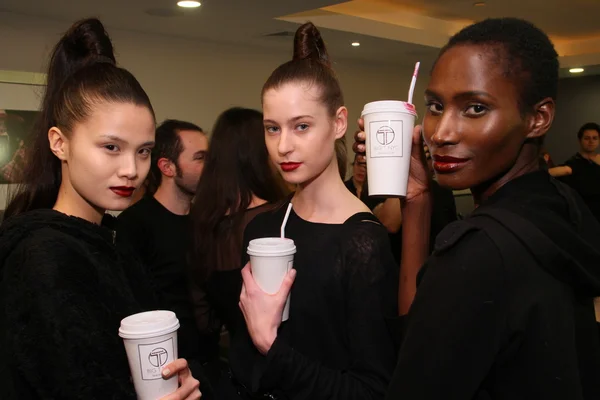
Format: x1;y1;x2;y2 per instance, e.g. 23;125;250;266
138;337;175;380
376;126;396;146
369;120;404;158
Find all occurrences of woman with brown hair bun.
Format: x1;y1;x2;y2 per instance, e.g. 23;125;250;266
0;18;200;399
227;22;398;400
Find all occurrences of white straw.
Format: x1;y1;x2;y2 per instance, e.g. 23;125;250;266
407;61;421;104
280;202;293;238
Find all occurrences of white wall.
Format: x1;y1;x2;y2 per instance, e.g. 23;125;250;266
0;12;428;133
0;12;429;209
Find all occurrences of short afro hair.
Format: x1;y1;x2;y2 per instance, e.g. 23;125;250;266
437;18;559;115
577;122;600;140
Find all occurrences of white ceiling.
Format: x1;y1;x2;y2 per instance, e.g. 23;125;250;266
1;0;599;74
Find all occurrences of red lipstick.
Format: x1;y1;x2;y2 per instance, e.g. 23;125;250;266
111;186;135;198
432;155;468;173
280;162;302;172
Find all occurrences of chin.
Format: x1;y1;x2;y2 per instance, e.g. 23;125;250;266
101;197;134;212
435;174;471;191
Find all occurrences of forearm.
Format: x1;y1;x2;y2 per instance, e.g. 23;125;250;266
548;166;572;177
399;193;432;315
258;336;391;400
373;198;402;233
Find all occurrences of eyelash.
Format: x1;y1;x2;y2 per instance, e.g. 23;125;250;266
264;123;310;134
265;126;279;134
103;145;152;158
464;104;488;117
425;101;489;117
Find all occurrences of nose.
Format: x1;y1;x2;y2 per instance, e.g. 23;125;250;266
277;129;294;156
118;153;138;181
428;111;460;148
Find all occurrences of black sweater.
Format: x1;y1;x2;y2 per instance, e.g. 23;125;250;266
0;210;156;399
229;206;399;400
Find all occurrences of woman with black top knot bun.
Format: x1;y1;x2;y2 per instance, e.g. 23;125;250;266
227;22;398;400
0;18;200;399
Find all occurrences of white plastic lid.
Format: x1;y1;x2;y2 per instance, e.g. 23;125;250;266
118;310;180;339
361;100;417;117
247;237;296;257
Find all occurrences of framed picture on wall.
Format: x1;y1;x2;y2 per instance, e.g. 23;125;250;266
0;73;45;210
0;109;39;183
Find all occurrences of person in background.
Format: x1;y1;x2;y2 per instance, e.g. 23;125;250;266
229;22;398;400
0;18;200;399
115;119;210;394
558;122;600;222
188;107;287;395
344;151;366;198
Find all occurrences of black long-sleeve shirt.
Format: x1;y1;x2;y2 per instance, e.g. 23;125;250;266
229;204;399;400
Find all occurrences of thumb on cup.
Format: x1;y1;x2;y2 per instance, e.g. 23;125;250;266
278;269;296;300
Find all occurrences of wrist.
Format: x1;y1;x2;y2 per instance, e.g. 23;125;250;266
256;329;277;355
403;191;432;209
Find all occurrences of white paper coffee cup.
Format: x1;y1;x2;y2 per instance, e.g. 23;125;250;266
247;238;296;321
119;310;180;400
362;100;417;197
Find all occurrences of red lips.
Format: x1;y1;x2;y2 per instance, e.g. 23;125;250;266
110;186;135;198
432;155;469;173
280;162;302;172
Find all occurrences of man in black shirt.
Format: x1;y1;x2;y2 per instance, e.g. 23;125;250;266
344;154;367;198
115;120;211;386
560;122;600;222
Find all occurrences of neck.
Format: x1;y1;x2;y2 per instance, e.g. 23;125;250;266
352;177;363;191
292;158;347;221
154;181;193;215
53;174;105;225
580;150;597;160
249;195;268;209
471;144;540;206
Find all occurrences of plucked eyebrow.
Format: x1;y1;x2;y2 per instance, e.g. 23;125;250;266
264;115;314;125
425;89;496;102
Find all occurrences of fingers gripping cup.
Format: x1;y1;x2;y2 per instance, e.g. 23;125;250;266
247;238;296;321
362;100;417;197
119;310;180;400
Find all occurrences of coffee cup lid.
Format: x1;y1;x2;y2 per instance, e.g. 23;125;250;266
361;100;417;117
247;237;296;256
118;310;180;339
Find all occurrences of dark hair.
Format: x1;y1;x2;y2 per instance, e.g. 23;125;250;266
335;137;347;180
577;122;600;140
4;18;154;220
262;22;344;116
190;107;287;282
147;119;203;193
439;18;559;114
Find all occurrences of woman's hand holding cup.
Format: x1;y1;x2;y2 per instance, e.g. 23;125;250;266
354;118;430;203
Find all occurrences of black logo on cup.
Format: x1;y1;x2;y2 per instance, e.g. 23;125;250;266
148;347;169;367
376;126;395;146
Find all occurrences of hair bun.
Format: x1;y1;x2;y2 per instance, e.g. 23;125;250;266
292;22;331;68
61;18;116;67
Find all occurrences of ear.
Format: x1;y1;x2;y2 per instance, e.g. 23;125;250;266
157;157;176;178
48;127;68;161
333;106;348;140
525;98;555;140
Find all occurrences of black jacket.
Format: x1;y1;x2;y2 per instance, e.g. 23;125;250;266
387;172;600;400
0;210;156;399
